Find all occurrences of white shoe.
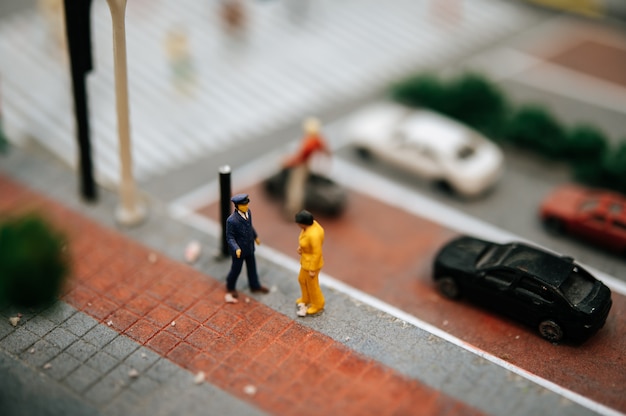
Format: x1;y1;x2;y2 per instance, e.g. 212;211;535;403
225;293;239;303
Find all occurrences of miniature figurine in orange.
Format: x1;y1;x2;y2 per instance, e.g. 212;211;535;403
294;210;325;316
225;194;269;299
283;117;331;218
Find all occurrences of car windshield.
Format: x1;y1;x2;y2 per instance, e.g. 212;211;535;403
475;244;514;269
579;199;598;212
560;266;595;305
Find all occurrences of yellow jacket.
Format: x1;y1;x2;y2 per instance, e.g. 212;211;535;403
299;220;324;271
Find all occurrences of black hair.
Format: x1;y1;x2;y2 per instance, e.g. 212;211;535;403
295;210;314;225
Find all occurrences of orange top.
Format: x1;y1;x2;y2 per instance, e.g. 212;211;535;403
284;134;329;167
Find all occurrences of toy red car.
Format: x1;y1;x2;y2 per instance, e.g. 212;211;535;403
539;184;626;254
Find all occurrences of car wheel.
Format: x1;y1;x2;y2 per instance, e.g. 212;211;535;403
543;217;563;234
538;320;563;342
436;277;460;299
434;180;454;195
355;146;372;159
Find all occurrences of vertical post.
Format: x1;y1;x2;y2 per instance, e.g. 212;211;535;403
106;0;146;226
63;0;96;201
219;165;232;258
0;78;8;153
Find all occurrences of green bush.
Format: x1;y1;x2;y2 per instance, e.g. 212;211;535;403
390;73;447;113
565;124;608;161
0;215;69;307
558;123;608;185
390;72;509;137
0;122;8;154
443;73;509;137
503;105;566;158
571;158;606;186
602;141;626;194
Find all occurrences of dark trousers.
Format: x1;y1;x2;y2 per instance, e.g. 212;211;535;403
226;253;261;291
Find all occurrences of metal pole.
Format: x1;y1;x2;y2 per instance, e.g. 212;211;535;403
106;0;146;226
219;165;232;258
63;0;96;202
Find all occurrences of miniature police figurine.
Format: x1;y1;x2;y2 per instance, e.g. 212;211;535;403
225;194;269;299
295;210;325;316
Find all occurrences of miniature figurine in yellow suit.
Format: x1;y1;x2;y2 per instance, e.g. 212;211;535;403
295;210;325;316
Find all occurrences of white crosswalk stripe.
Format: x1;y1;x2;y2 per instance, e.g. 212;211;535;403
1;0;544;184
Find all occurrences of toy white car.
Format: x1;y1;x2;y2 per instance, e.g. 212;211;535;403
346;103;504;197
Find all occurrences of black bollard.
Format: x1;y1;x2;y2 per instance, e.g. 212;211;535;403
218;165;232;258
64;0;97;202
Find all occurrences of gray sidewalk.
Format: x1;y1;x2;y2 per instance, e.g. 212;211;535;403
0;144;600;415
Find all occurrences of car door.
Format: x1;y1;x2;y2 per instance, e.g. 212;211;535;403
389;131;439;178
572;209;607;245
512;277;560;326
475;268;518;315
605;202;626;251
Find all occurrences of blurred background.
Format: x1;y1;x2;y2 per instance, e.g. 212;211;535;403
1;0;625;278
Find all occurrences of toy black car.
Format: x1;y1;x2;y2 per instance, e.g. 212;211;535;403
433;235;612;343
264;167;347;217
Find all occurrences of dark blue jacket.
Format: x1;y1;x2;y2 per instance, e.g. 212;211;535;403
226;209;258;257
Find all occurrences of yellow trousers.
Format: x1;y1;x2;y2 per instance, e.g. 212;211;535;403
297;268;325;313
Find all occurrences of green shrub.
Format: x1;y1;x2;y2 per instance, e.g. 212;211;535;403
602;141;626;194
503;105;566;158
571;158;606;186
444;73;509;137
390;72;508;137
390;73;447;112
0;215;69;307
0;122;8;154
565;124;608;161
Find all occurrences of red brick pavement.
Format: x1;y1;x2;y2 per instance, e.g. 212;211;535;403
0;174;484;416
197;183;626;413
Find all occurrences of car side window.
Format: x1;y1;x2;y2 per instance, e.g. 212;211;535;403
483;270;516;289
393;130;409;146
515;278;555;304
579;200;598;212
614;220;626;233
420;146;437;161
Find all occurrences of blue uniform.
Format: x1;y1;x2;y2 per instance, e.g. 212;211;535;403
225;209;262;291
